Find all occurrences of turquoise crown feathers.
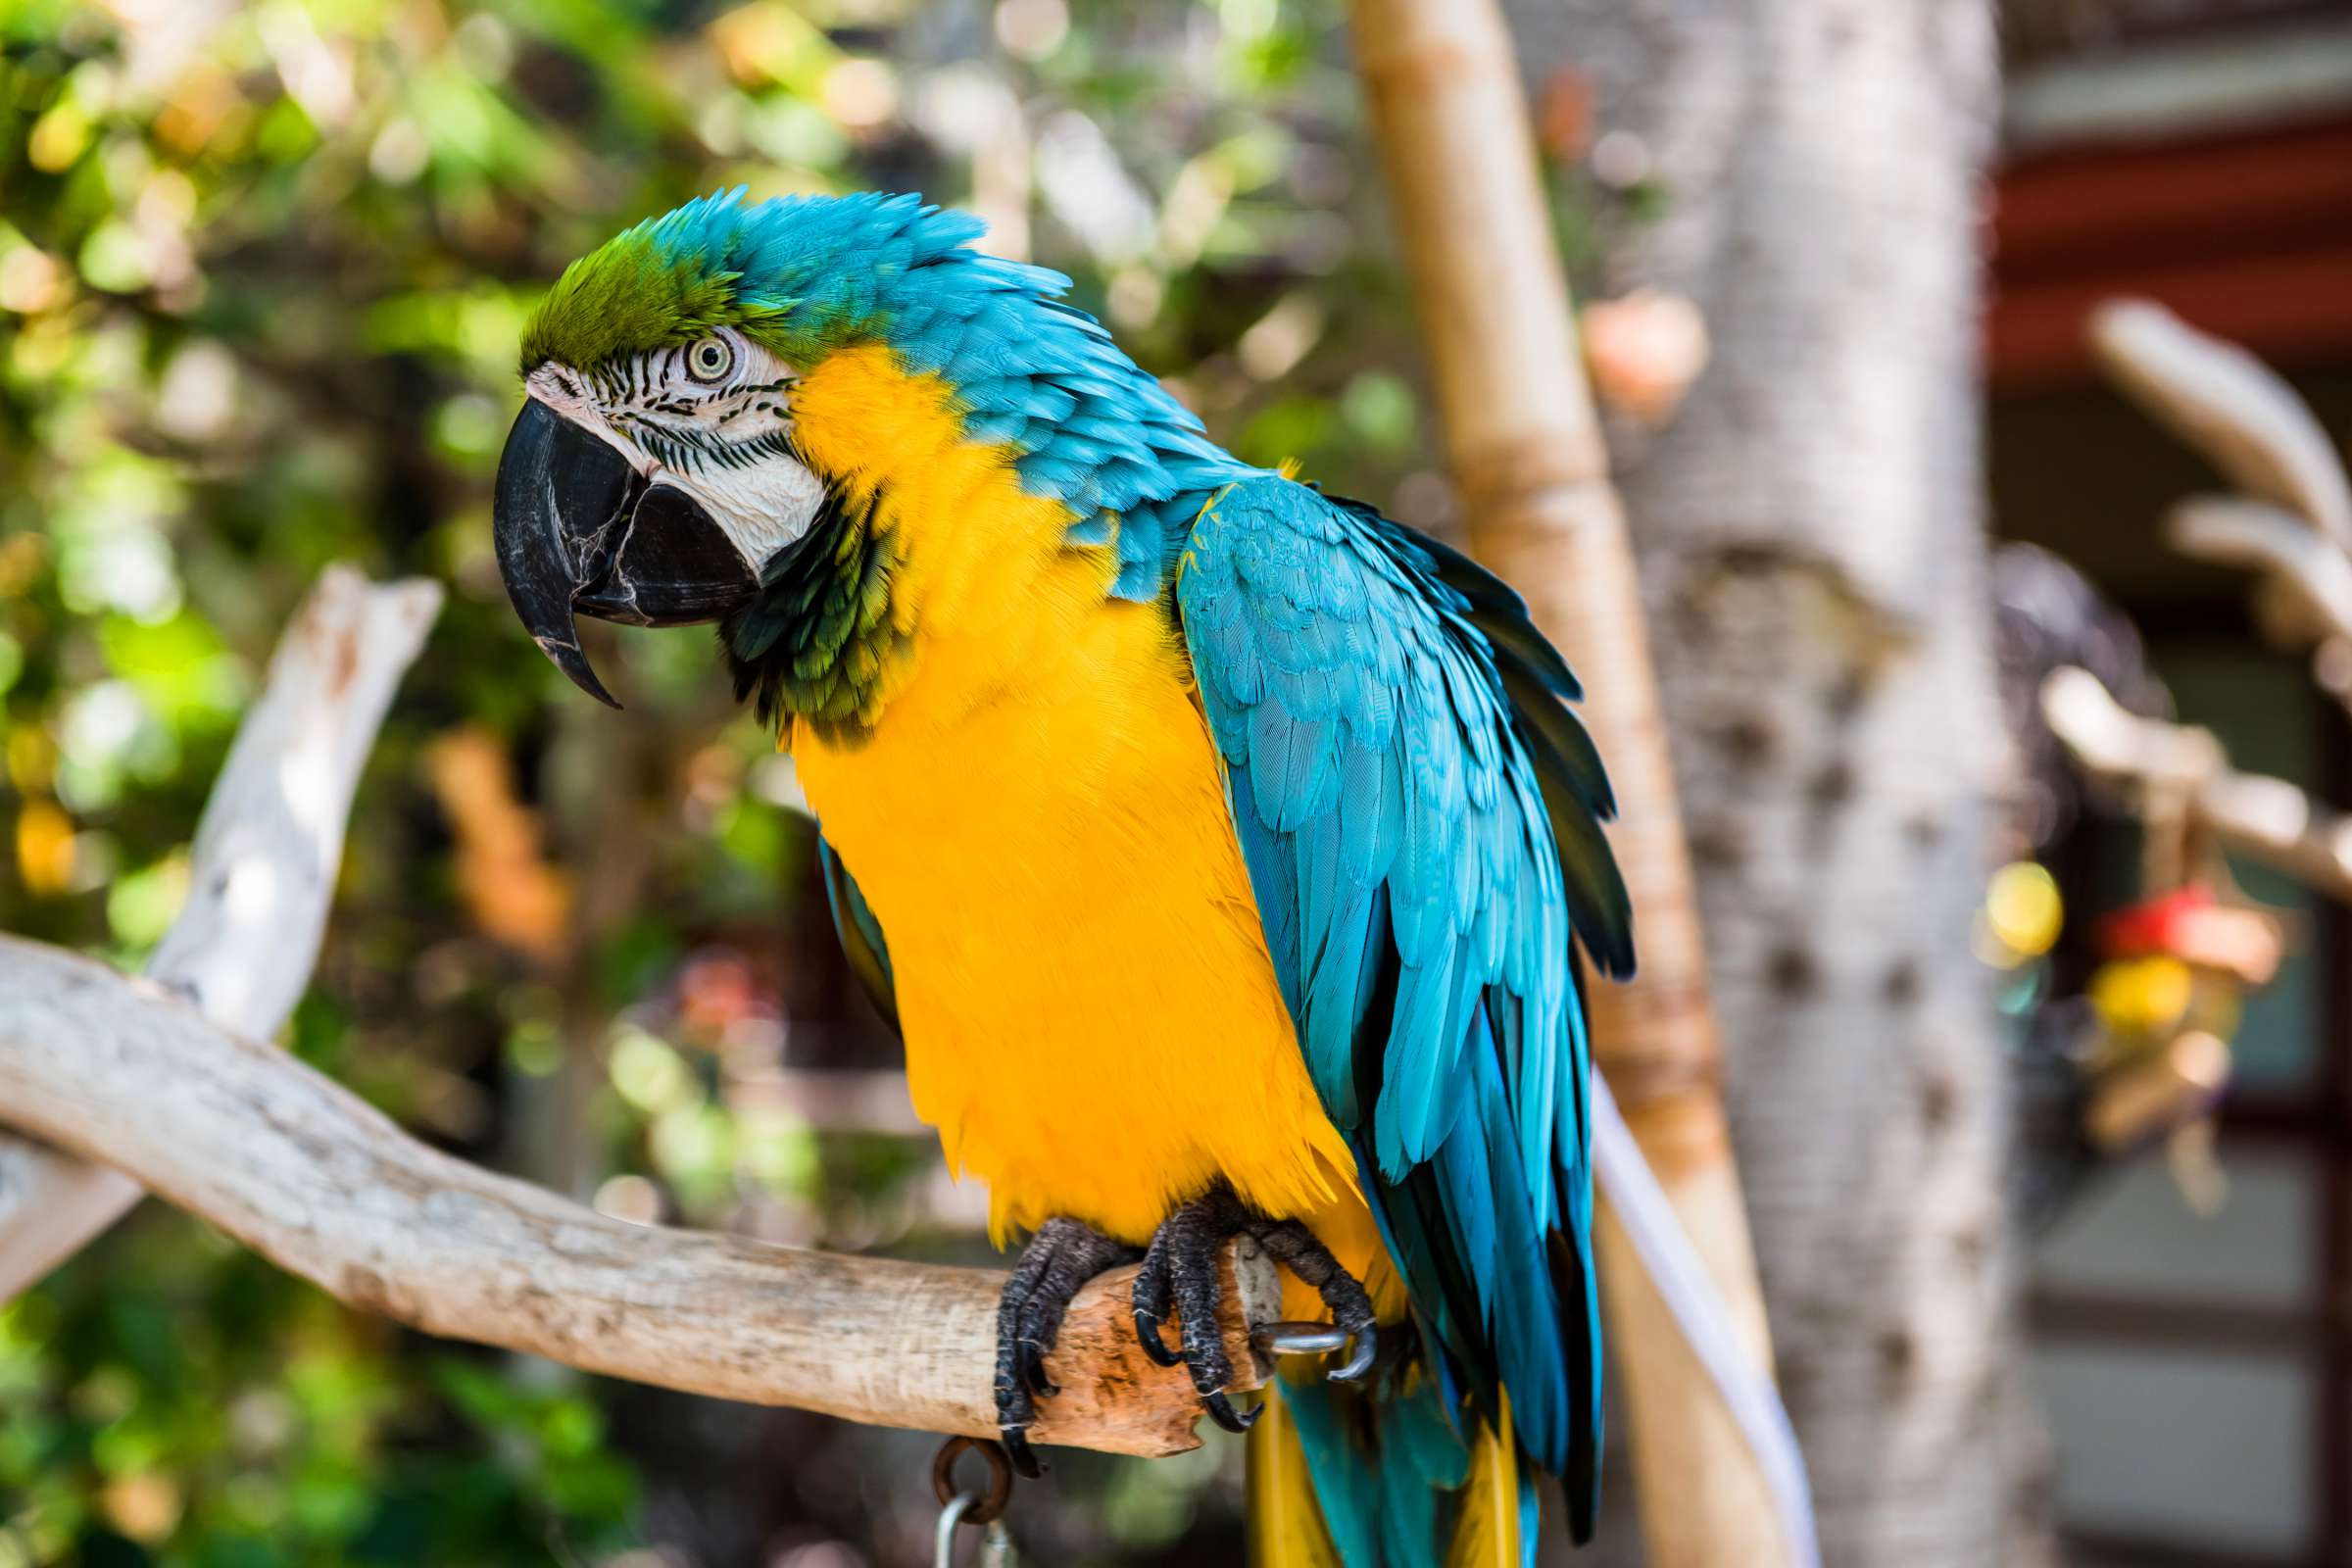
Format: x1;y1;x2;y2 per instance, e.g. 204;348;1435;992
521;188;1253;600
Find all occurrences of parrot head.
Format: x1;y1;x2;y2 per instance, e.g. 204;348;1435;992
496;188;1006;709
498;187;1234;720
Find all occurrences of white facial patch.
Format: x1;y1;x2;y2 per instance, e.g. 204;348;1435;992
526;329;825;575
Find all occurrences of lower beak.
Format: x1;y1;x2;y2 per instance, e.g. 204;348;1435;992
492;398;762;708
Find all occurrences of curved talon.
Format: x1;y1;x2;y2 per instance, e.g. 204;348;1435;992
1000;1425;1043;1479
1132;1307;1183;1367
1328;1326;1378;1384
1202;1390;1259;1434
991;1216;1138;1471
1019;1339;1059;1397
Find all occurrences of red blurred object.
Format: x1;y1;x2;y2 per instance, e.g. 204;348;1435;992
2096;883;2283;984
2097;885;2218;958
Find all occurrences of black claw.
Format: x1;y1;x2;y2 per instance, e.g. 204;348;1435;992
1132;1308;1183;1367
1329;1327;1379;1384
1019;1338;1059;1397
1134;1187;1384;1434
992;1217;1139;1469
1202;1391;1259;1434
1001;1426;1043;1478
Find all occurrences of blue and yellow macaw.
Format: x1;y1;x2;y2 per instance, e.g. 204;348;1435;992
493;190;1633;1565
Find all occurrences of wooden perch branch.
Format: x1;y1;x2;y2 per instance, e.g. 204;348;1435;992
0;935;1275;1456
2042;665;2352;902
0;567;443;1299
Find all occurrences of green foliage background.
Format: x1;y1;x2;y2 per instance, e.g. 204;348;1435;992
0;0;1493;1561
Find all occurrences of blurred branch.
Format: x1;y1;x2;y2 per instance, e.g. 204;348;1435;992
2042;665;2352;902
2086;298;2352;812
0;567;443;1300
2089;299;2352;551
0;935;1276;1458
2164;497;2352;644
2164;496;2352;718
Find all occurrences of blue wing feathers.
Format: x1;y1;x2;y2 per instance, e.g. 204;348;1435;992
817;836;898;1029
1179;474;1628;1556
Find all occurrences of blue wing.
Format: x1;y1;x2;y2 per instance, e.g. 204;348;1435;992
1177;474;1632;1547
818;834;898;1031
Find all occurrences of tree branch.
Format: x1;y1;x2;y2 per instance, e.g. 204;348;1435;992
0;567;443;1298
2041;665;2352;903
2089;299;2352;552
2165;496;2352;647
0;935;1276;1457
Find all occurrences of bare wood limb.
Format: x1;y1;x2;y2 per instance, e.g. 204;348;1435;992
0;936;1276;1457
2042;666;2352;902
2165;496;2352;647
1346;1;1786;1561
2089;299;2352;551
0;567;443;1298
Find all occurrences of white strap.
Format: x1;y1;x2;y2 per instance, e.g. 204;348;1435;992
1590;1071;1822;1568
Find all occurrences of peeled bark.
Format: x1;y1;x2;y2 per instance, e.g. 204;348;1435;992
1502;2;2025;1561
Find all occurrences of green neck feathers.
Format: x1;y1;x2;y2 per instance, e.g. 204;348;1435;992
719;480;907;744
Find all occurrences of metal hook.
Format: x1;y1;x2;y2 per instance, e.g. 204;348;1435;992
934;1491;980;1568
931;1437;1019;1566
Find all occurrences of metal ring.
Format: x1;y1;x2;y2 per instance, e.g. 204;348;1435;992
931;1436;1015;1526
1254;1320;1350;1357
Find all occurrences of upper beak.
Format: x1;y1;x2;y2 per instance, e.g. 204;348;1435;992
492;398;762;708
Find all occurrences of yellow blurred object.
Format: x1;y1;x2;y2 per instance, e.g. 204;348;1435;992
14;798;74;895
6;724;56;792
25;101;89;174
2089;954;2193;1038
100;1472;182;1544
1984;860;2063;960
709;1;831;88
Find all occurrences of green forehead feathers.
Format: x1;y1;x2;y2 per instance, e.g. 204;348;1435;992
519;197;790;373
516;187;984;375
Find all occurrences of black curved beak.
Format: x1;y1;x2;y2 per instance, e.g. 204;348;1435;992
492;398;762;709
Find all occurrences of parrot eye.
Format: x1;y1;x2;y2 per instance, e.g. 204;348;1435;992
685;336;735;384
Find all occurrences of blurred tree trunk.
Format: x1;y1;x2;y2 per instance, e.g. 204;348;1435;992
1498;2;2043;1563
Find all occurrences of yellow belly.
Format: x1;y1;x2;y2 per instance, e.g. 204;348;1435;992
780;342;1384;1301
796;592;1357;1245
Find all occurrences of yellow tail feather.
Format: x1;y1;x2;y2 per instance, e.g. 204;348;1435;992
1446;1394;1522;1568
1248;1388;1345;1568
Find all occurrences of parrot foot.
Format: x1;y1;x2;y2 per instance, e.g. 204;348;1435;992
1131;1187;1380;1435
995;1216;1142;1478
